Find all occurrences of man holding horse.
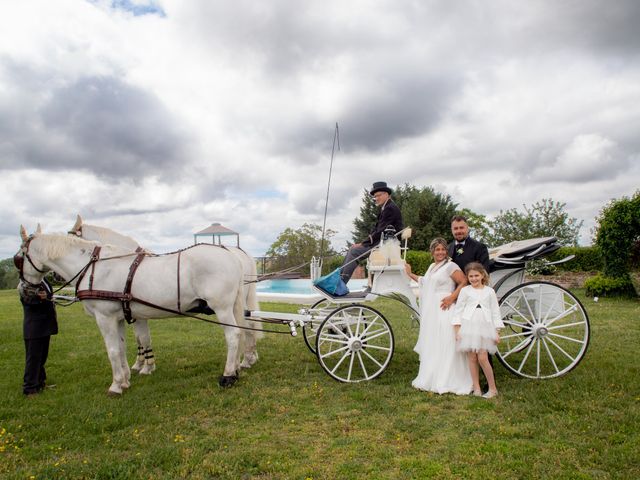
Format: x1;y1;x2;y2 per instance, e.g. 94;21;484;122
19;278;58;396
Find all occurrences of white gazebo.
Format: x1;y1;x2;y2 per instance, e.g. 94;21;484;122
193;223;240;247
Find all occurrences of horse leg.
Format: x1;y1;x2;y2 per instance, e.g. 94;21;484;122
240;328;259;369
217;308;242;388
117;320;131;389
131;321;144;372
240;283;261;369
95;314;128;396
132;320;156;375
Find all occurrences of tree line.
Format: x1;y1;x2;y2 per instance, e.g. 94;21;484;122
266;184;586;274
352;184;583;250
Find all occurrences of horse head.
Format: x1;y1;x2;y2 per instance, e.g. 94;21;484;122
16;224;49;285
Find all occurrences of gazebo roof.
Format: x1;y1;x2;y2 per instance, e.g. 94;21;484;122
194;223;238;236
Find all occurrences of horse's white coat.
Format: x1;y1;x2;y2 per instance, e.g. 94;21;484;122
69;215;262;371
20;228;246;395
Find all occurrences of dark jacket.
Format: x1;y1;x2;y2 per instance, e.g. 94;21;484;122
362;199;404;247
20;280;58;340
448;236;491;273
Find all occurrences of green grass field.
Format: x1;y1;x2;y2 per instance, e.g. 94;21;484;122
0;289;638;479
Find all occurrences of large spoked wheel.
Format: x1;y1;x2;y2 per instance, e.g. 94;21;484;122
302;299;337;354
497;281;590;379
316;305;394;383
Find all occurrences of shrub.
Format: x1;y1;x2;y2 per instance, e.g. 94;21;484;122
525;258;557;276
595;191;640;278
546;246;604;272
584;273;636;298
322;255;344;276
0;258;19;290
405;250;432;276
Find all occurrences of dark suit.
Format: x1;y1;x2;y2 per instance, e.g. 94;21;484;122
20;279;58;395
448;236;490;273
341;199;404;282
362;199;404;247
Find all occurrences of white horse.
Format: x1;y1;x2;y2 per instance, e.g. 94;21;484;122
68;215;262;372
18;226;247;395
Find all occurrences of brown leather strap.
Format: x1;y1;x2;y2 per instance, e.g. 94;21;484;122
77;289;131;301
75;246;102;293
122;247;146;323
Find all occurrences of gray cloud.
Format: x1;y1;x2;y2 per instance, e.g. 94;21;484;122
0;65;190;179
1;1;640;257
526;0;640;57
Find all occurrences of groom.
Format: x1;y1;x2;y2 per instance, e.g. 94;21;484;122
448;215;491;273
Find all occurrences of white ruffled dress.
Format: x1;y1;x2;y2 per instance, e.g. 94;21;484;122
452;285;505;354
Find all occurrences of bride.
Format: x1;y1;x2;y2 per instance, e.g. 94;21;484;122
405;237;473;395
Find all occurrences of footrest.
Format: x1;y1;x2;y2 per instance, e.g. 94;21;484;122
312;284;369;300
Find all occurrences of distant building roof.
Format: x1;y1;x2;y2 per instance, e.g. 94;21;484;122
194;223;240;247
194;223;238;236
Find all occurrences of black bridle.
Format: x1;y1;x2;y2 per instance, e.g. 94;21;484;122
14;235;48;286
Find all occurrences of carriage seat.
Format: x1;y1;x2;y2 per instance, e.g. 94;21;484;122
368;228;411;268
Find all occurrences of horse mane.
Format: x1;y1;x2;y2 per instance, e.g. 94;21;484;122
82;223;142;250
33;234;131;260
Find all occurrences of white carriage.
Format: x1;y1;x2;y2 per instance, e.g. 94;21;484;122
250;233;590;383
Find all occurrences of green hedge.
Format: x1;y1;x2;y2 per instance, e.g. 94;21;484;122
546;246;604;272
584;273;637;298
405;250;433;276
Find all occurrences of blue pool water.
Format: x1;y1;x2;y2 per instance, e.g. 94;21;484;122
256;278;368;295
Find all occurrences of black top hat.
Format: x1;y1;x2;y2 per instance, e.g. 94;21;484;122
370;181;393;196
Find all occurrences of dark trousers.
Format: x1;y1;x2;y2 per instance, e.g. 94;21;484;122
340;244;372;283
23;337;50;394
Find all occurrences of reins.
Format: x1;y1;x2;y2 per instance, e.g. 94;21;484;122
40;239;292;334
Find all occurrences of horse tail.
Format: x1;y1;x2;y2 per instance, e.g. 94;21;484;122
233;276;246;330
244;256;263;340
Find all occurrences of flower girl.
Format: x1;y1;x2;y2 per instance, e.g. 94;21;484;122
452;262;504;398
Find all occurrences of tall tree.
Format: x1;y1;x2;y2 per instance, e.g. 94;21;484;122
351;189;379;245
456;208;491;245
487;199;583;247
266;223;337;272
351;184;458;251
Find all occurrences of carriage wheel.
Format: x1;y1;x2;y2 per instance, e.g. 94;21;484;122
497;281;590;379
316;305;394;383
302;299;337;354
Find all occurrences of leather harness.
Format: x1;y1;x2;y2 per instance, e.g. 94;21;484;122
76;246;148;324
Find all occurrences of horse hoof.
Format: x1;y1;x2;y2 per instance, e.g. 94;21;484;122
106;389;122;397
218;375;238;388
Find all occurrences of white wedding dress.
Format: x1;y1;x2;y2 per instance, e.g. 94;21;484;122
412;260;473;395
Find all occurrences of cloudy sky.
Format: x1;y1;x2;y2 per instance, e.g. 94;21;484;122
2;0;639;259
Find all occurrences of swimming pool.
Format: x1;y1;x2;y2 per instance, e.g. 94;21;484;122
254;278;367;304
256;278;368;295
